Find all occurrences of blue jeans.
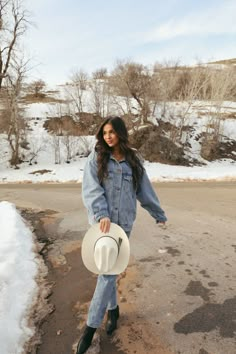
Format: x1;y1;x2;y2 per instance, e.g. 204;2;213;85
87;231;130;328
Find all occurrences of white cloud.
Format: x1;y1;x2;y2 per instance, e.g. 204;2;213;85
144;0;236;42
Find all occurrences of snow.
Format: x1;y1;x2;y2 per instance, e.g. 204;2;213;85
0;157;236;183
145;159;236;182
0;202;38;354
24;102;53;119
0;91;236;182
223;119;236;140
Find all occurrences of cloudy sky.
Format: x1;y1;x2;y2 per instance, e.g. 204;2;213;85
25;0;236;84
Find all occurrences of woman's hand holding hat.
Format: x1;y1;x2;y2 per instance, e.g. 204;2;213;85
99;217;111;233
82;223;130;275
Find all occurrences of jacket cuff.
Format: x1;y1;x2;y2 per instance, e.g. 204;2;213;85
94;210;110;222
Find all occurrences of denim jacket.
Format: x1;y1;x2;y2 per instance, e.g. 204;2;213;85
82;149;167;232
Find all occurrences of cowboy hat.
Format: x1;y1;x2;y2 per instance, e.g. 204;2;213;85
81;223;130;275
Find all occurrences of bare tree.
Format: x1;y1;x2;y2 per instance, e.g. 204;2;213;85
92;67;107;80
175;66;211;143
51;135;61;164
46;102;75;163
201;66;236;160
65;69;88;114
109;93;133;117
28;79;46;98
111;60;153;124
152;62;213;146
5;56;29;166
27;138;45;165
0;0;30;89
62;134;73;162
152;60;181;118
89;76;111;117
78;136;93;157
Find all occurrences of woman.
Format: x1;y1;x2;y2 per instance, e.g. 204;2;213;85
77;116;167;354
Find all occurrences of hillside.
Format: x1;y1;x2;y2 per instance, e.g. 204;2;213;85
208;58;236;65
0;83;236;182
1;58;236;183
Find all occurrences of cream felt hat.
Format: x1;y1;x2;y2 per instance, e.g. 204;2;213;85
81;223;130;275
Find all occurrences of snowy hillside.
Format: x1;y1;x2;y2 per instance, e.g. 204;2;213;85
0;85;236;183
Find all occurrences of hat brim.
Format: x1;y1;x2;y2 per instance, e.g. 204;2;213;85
81;223;130;275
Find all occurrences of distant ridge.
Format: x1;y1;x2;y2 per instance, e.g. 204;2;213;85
207;58;236;65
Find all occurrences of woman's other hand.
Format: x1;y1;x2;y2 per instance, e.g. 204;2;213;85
99;217;111;233
158;221;167;229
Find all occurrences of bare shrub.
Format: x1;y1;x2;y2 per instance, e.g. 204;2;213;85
44;112;102;136
28;79;46;98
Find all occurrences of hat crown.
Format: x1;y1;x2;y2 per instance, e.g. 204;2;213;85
94;237;119;273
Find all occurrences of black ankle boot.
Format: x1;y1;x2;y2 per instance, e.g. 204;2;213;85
106;305;120;335
76;325;96;354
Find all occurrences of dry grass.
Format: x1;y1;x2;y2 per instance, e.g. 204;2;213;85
197;111;236;120
21;93;66;104
29;169;52;175
208;58;236;65
43;112;102;136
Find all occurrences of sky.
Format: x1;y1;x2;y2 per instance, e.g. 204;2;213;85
23;0;236;85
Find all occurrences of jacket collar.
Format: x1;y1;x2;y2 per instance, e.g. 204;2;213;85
110;153;126;163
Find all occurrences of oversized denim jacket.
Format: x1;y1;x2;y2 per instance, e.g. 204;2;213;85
82;149;167;232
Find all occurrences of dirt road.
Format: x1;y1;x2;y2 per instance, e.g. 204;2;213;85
0;182;235;354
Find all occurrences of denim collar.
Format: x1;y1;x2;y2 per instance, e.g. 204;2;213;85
110;153;126;163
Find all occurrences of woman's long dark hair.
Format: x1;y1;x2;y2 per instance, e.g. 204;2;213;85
95;116;144;189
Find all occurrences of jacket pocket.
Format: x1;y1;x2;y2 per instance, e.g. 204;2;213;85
123;174;133;192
